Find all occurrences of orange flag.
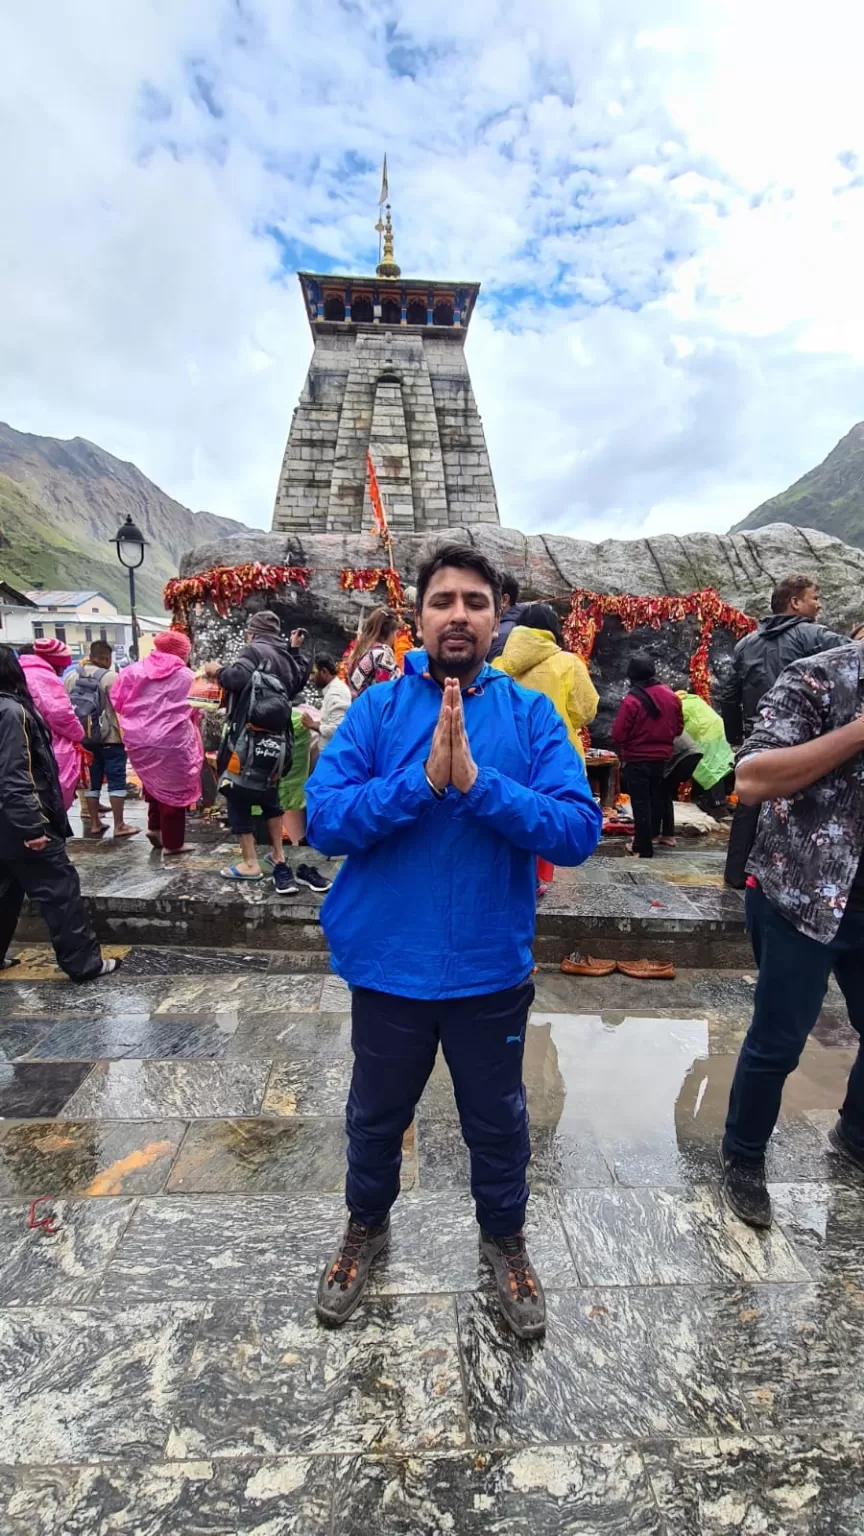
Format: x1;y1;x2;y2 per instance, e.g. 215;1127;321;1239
366;452;389;540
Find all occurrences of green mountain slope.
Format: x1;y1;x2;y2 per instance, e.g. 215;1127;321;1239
0;422;256;613
733;422;864;548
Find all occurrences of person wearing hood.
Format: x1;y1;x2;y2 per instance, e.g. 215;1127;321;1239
0;646;118;981
307;544;602;1342
495;603;598;893
494;604;598;760
720;574;845;887
111;630;202;856
18;639;84;811
204;610;311;890
610;654;683;858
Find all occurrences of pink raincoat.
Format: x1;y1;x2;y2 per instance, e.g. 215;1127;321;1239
19;654;83;810
111;652;203;807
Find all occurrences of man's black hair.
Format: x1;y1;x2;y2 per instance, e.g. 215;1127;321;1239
415;542;502;613
501;572;520;606
770;573;816;614
314;652;338;676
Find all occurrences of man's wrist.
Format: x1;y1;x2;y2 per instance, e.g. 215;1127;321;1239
424;762;448;799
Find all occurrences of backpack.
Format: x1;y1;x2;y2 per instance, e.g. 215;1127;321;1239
218;666;294;794
68;664;107;743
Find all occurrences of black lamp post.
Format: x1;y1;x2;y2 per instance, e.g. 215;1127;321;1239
111;515;147;660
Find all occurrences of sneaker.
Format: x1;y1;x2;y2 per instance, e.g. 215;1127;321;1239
828;1120;864;1173
296;864;333;894
480;1230;546;1340
719;1143;772;1227
316;1216;391;1326
73;956;124;985
272;862;299;896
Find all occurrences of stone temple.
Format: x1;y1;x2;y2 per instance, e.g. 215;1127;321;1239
271;206;499;535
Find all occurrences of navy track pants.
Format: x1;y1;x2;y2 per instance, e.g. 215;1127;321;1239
346;980;534;1235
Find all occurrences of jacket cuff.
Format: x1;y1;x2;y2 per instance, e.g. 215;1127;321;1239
462;766;495;807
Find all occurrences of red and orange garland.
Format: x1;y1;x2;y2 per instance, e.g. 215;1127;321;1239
165;562;310;628
562;587;755;701
339;566;404;611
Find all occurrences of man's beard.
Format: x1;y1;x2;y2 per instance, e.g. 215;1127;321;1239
429;630;483;676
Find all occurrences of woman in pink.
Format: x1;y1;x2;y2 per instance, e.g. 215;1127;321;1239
19;638;83;810
110;630;202;855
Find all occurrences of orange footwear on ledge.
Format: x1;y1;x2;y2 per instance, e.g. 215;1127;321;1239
560;953;617;977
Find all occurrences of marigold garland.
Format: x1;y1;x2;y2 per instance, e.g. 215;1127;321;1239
339;566;404;611
164;562;310;628
562;587;755;702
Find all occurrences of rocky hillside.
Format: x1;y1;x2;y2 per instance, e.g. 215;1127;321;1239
0;422;254;613
733;422;864;548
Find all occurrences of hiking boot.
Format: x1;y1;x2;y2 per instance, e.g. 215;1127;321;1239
296;863;333;894
480;1229;546;1340
272;862;299;896
719;1144;772;1227
316;1216;391;1326
828;1120;864;1174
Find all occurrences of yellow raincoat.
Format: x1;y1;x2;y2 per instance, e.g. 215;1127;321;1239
494;626;598;760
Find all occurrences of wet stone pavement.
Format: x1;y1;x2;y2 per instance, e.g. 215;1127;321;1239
2;938;864;1534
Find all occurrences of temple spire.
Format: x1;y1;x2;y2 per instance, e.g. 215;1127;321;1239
375;155;401;278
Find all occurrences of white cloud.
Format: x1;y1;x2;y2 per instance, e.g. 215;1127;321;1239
1;0;864;542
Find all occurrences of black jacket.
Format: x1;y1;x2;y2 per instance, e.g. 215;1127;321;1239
720;614;846;743
0;693;69;858
487;603;528;661
217;637;311;714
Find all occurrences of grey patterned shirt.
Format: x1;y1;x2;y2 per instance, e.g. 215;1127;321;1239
742;642;864;942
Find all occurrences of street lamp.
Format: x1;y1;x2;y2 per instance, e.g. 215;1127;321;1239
111;515;147;661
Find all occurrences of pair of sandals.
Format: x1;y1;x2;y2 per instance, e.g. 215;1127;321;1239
560;952;676;980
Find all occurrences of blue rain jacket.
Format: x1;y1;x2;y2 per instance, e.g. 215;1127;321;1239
306;658;602;1000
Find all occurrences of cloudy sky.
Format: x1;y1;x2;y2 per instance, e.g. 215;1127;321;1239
3;0;864;539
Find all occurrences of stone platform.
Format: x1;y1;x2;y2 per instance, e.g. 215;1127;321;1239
1;941;863;1530
16;802;748;969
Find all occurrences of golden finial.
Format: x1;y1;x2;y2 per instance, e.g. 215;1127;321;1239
376;205;401;278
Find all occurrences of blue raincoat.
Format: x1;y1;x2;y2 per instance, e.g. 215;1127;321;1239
306;658;602;999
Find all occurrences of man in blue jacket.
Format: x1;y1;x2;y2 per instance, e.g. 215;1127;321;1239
307;544;602;1338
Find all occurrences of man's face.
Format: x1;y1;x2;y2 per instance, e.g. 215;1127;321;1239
792;585;821;620
312;666;330;689
416;566;499;674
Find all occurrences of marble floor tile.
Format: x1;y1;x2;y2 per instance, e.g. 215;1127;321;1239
121;944;274;975
415;1119;614;1191
320;975;352;1010
771;1180;864;1279
0;980;168;1020
62;1060;269;1119
21;1015;239;1061
225;1011;347;1060
0;1302;202;1463
0;1120;185;1197
642;1433;864;1534
717;1280;864;1435
165;1116;360;1194
558;1186;809;1286
0;1457;336;1535
96;1190;573;1302
457;1287;751;1446
97;1193;346;1301
154;975;325;1015
0;1197;136;1304
261;1026;354;1115
335;1444;662;1534
0;1061;94;1118
166;1294;466;1457
0;1021;49;1062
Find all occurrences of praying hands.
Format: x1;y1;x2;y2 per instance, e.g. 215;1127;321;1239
426;678;478;794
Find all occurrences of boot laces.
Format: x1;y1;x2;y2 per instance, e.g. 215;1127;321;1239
497;1233;537;1303
327;1220;374;1291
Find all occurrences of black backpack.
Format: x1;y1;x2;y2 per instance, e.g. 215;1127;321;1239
68;664;107;743
219;665;294;794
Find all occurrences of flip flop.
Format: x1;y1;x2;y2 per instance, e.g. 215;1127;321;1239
83;826;107;839
1;957;21;971
113;826;140;839
219;865;263;882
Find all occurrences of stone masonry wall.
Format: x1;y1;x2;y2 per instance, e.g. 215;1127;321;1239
272;329;498;534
